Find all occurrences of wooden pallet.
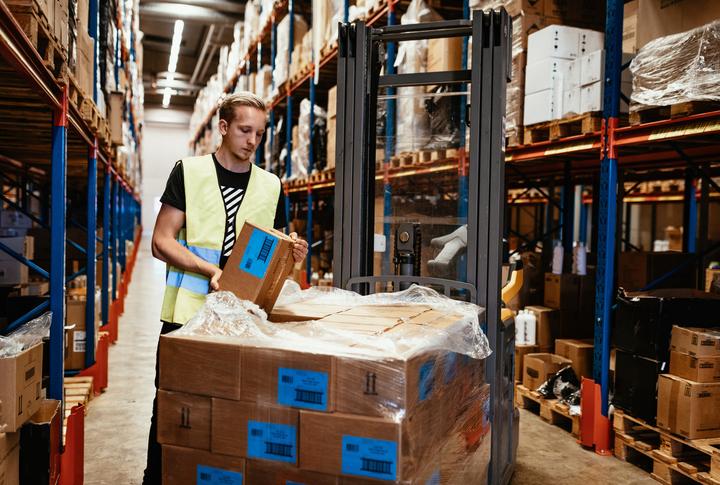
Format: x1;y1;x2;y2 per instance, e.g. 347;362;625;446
523;112;602;144
515;383;580;437
79;97;103;131
614;409;720;485
62;376;94;445
6;0;66;77
629;101;720;125
66;72;88;112
506;128;523;148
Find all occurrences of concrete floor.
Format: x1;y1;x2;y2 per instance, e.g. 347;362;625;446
83;239;657;484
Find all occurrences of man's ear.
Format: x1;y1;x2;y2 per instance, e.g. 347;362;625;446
218;118;228;136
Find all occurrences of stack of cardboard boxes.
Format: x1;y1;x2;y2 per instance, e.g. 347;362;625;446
158;307;490;483
657;327;720;439
326;85;337;170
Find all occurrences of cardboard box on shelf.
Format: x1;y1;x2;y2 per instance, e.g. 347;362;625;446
670;351;720;383
515;344;540;382
211;399;299;462
159;334;243;400
326;116;337;170
622;0;720;53
246;459;338;485
328;85;337;120
218;222;295;314
0;431;19;465
617;252;697;291
157;390;212;450
19;399;61;485
522;353;571;391
670;326;720;358
0;342;43;433
64;293;101;370
524;59;568;96
657;374;720;440
613;349;664;424
554;339;593;379
0;236;34;260
75;30;95;96
707;269;720;292
543;273;580;310
427;36;463;73
523;88;561;125
108;91;124;145
0;259;28;285
0;443;19;485
162;445;245;485
0;210;32;229
241;346;335;412
523;305;560;350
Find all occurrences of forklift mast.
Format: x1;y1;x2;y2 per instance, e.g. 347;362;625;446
333;10;514;484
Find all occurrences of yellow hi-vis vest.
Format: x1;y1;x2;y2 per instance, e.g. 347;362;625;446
160;154;281;324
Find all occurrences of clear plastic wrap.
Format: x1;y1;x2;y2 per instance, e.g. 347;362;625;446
273;14;310;90
630;20;720;110
0;312;52;357
288;98;327;180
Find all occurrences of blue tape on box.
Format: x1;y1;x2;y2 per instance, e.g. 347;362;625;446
277;367;329;411
197;464;243;485
418;359;435;401
239;228;278;279
341;435;398;480
427;470;441;484
247;420;297;463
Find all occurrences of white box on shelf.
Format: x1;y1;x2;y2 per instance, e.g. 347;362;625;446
581;49;605;86
580;82;602;113
0;236;34;261
559;58;581;91
525;59;570;95
579;30;604;56
0;260;29;285
0;210;32;229
563;88;581;118
527;25;581;64
524;89;560;125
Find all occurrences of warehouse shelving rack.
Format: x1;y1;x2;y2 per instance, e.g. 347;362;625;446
0;0;142;474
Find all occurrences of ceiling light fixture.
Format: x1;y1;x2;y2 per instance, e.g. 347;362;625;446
163;19;184;108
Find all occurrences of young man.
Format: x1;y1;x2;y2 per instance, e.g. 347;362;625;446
143;92;308;484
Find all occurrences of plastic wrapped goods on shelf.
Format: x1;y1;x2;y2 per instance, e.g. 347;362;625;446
630;20;720;110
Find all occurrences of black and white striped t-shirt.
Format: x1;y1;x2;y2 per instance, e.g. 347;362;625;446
159;153;287;269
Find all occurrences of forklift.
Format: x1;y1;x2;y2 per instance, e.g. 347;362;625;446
332;9;519;484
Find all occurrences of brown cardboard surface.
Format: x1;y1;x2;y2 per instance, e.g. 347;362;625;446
670;351;720;383
427;37;462;73
211;399;298;461
543;273;580;310
0;432;19;463
326;117;336;170
159;334;243;399
339;305;431;318
157;390;211;450
269;302;350;322
162;445;245;485
670;326;720;358
707;269;720;292
334;350;446;418
522;353;572;391
657;374;720;440
617;252;696;291
241;347;335;412
0;342;43;433
64;292;101;370
514;344;540;383
0;444;19;485
328;85;337;119
524;306;560;349
246;459;338;485
554;339;593;379
218;222;295;313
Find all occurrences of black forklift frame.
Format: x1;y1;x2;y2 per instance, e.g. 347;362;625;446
333;9;514;484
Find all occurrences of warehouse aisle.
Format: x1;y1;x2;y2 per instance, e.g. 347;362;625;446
84;238;165;485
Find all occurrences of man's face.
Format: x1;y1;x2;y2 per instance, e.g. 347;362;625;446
219;105;266;162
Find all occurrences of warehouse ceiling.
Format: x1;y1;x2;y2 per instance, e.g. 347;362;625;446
139;0;242;110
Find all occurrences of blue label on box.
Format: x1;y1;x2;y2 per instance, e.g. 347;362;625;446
341;435;398;480
239;228;278;279
426;470;441;485
277;367;329;411
197;465;243;485
444;352;458;385
247;420;297;463
286;482;305;485
418;359;435;401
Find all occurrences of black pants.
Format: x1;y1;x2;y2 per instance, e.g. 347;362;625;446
143;321;181;485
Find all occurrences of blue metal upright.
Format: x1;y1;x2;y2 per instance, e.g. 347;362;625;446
269;18;277;174
89;0;99;102
683;168;697;253
456;0;469;281
102;167;111;324
284;0;294;230
593;0;623;416
119;186;126;270
306;62;316;282
561;161;574;257
85;140;98;368
111;175;118;300
49;86;68;401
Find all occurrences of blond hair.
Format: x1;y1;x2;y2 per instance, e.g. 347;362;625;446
219;92;267;123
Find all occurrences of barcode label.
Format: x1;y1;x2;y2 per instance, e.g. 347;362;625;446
247;420;297;464
341;435;397;480
277;368;328;411
196;465;243;485
239;228;278;279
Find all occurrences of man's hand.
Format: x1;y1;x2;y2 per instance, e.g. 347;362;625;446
209;266;223;291
289;232;309;263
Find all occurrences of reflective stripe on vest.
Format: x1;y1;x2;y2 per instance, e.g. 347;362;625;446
160;154;281;324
